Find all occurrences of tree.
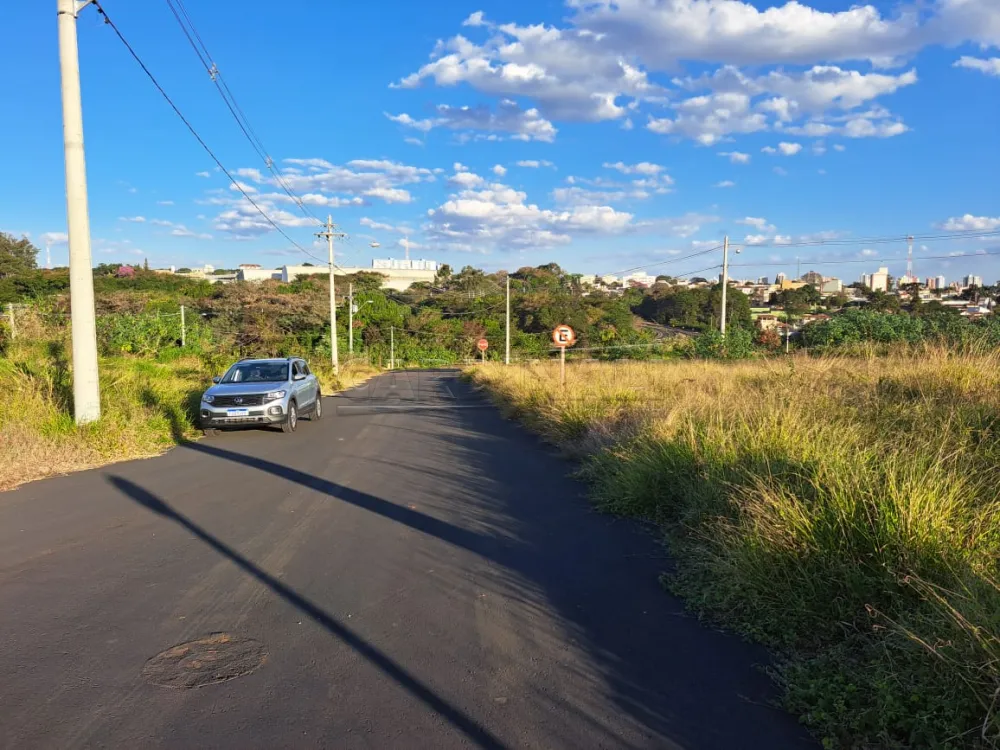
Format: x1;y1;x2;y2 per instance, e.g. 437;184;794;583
176;267;192;274
434;264;453;288
0;232;39;279
143;257;150;272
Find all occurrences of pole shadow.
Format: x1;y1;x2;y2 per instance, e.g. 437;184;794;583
106;475;506;750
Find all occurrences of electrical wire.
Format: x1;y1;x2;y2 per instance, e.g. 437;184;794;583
603;245;724;279
93;1;328;266
163;0;325;225
729;228;1000;252
729;249;1000;269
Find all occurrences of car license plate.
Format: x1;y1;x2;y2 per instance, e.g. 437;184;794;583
226;408;250;417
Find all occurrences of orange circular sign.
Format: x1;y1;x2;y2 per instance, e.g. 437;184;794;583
551;324;576;347
476;338;489;351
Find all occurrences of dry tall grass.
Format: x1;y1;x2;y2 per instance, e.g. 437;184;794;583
0;340;378;492
471;350;1000;748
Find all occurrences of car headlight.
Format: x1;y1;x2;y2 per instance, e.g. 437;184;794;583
265;390;287;401
203;393;215;404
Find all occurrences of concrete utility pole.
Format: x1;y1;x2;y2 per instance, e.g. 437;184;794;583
180;304;186;348
57;0;101;424
505;274;511;365
348;282;353;356
316;215;346;375
720;235;730;336
390;326;395;370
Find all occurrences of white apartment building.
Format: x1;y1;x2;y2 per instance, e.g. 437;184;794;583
861;267;889;292
964;274;984;288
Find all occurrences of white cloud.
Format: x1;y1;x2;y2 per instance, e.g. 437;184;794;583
360;217;410;234
647;92;766;145
778;141;802;155
386;112;435;132
860;248;877;256
492;164;507;176
448;170;486;188
516;159;555;168
425;180;636;252
119;216;146;223
40;232;68;245
150;219;174;227
463;11;486;27
234;167;264;182
714;180;736;188
937;214;1000;232
569;0;999;68
169;225;213;240
954;56;1000;77
603;161;663;176
737;216;775;232
229;180;258;194
812;141;827;155
719;151;751;164
761;146;777;155
551;185;652;205
833;144;846;152
773;166;789;176
363;187;413;203
454;162;469;172
195;171;211;178
395;23;661;123
404;137;424;146
156;200;175;206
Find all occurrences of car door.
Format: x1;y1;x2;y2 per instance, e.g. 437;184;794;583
301;361;319;402
293;360;314;408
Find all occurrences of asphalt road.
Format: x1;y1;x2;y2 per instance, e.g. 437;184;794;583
0;370;814;749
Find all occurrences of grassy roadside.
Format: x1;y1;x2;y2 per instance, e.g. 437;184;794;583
0;340;378;492
469;351;1000;749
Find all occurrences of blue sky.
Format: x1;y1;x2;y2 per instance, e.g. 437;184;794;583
3;0;999;284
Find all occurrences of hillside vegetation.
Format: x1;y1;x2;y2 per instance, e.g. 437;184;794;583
470;351;1000;749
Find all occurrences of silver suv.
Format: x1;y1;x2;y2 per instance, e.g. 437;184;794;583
199;357;322;435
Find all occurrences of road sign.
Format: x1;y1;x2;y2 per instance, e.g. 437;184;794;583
551;325;576;348
476;338;489;352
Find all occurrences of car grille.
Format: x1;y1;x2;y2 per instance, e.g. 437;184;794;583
213;394;266;407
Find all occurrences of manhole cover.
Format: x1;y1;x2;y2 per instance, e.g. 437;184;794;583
142;633;266;689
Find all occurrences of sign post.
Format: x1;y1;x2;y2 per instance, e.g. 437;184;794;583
551;324;576;388
477;338;489;364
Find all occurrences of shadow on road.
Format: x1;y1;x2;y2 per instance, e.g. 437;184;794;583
105;475;506;750
160;377;815;749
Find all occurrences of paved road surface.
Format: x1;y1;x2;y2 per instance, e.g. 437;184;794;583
0;371;813;749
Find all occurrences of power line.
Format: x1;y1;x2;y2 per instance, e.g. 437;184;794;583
604;245;723;278
93;2;328;266
162;0;325;225
729;249;1000;270
730;229;1000;252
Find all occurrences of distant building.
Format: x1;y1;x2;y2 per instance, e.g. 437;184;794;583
897;273;919;287
278;258;439;291
622;272;657;287
964;274;984;288
238;268;282;282
801;270;823;286
926;275;947;290
820;277;843;295
372;258;439;272
775;272;787;284
758;276;769;285
238;263;262;269
861;267;889;293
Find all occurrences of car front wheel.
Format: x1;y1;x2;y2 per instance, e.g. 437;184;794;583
281;402;298;434
312;394;323;420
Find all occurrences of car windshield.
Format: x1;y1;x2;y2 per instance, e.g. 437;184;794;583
221;362;289;384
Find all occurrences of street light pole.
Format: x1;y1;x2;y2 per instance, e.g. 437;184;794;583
57;0;101;424
348;282;353;356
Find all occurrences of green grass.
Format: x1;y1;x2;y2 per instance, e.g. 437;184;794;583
0;339;379;491
470;352;1000;748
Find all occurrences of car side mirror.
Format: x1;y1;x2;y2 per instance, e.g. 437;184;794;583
212;376;221;384
293;373;306;381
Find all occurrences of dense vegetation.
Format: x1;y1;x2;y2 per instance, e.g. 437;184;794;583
472;355;1000;749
